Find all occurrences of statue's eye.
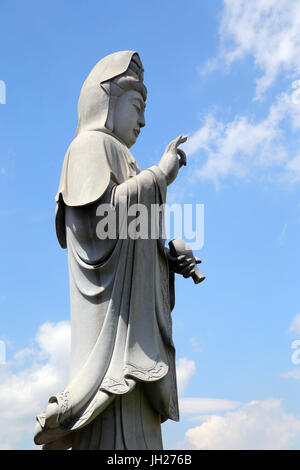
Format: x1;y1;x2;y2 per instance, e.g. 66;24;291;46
133;104;141;113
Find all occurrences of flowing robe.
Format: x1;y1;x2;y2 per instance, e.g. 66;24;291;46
34;130;178;450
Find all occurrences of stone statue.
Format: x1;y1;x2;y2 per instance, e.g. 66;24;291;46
34;51;203;450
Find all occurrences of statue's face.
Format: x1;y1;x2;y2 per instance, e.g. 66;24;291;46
113;90;145;148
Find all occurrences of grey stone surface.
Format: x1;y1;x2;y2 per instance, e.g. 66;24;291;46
34;51;202;450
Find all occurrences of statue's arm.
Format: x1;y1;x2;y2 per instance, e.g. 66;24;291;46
112;134;188;203
111;166;166;205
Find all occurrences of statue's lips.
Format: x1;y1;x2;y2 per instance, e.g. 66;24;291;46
133;129;140;138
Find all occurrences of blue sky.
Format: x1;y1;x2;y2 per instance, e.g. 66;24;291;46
1;0;300;450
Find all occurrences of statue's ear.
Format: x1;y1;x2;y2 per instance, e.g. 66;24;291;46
55;197;66;249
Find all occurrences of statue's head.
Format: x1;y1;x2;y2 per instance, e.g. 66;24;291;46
76;51;147;148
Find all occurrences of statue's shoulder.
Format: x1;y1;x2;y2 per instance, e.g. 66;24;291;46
69;130;105;151
69;131;122;157
57;130;115;208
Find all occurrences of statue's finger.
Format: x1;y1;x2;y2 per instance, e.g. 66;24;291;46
168;135;182;151
177;149;187;167
183;269;195;278
181;263;195;275
176;135;188;146
177;260;191;271
177;256;192;264
165;136;180;152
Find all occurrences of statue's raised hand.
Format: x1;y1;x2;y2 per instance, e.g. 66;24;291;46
158;135;187;185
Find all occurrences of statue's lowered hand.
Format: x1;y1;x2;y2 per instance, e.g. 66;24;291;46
158;135;187;185
168;238;205;285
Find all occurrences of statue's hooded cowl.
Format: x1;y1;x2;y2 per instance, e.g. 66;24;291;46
34;51;178;450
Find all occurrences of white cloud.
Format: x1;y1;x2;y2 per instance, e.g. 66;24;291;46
278;223;287;246
209;0;300;99
288;313;300;334
0;321;70;449
281;370;300;380
176;357;196;396
2;323;299;451
183;399;300;450
0;332;196;449
179;397;241;415
190;0;300;185
183;84;300;184
13;348;35;362
286;155;300;182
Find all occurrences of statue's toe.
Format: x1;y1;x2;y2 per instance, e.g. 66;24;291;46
45;401;59;428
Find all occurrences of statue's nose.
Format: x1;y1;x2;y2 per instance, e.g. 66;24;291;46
138;113;145;128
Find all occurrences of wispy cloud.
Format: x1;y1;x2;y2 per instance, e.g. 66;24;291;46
188;0;300;186
189;337;203;353
179;397;241;415
278;223;287;246
183;84;300;185
202;0;300;100
281;369;300;380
